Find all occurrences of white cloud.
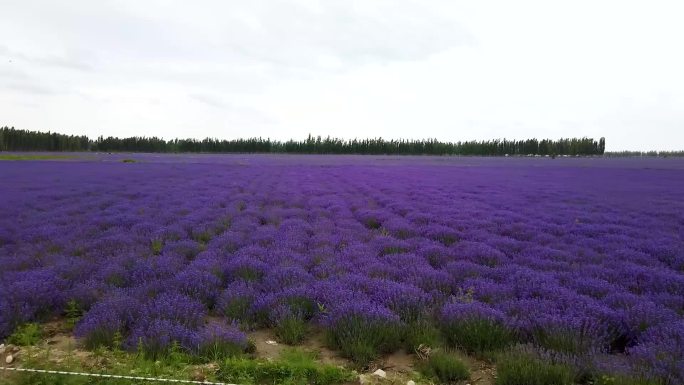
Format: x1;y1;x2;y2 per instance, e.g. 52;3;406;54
0;0;682;150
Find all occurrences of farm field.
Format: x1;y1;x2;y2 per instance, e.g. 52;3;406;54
1;154;683;385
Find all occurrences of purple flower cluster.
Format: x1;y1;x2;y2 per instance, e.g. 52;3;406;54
197;320;250;358
629;321;684;384
74;292;142;349
127;318;200;358
0;155;683;379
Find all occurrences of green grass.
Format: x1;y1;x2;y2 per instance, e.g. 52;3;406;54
0;154;77;161
417;351;470;384
277;347;318;363
217;348;354;385
594;374;664;385
495;351;574;385
197;337;251;363
3;328;351;385
121;158;137;163
8;323;43;346
7;343;213;385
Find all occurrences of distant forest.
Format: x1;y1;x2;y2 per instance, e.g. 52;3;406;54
5;126;681;156
0;126;611;156
604;150;684;157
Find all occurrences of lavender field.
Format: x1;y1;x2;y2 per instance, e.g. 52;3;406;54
1;154;683;384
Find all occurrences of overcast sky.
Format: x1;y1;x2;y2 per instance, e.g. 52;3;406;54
1;1;683;150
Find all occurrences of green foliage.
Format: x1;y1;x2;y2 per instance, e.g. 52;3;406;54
402;320;440;353
166;341;193;363
594;374;664;385
9;371;98;385
0;154;76;160
192;230;212;244
8;323;43;346
1;126;611;155
214;215;232;232
285;297;318;320
235;266;263;282
278;347;318;363
217;348;354;385
605;150;684;157
0;126;90;151
198;341;248;361
495;352;573;385
112;331;124;351
339;341;377;368
417;351;470;384
380;245;407;255
442;318;515;355
133;334;248;363
364;218;381;229
137;337;169;361
221;297;254;325
64;299;83;329
150;238;163;255
82;327;120;350
532;327;595;355
9;340;203;385
437;234;458;246
275;315;308;345
120;158;137;163
326;316;401;367
104;273;126;287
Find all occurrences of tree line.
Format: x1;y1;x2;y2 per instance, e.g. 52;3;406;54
1;126;608;156
604;150;684;157
0;127;91;152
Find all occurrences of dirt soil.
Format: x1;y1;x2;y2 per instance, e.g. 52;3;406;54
2;320;496;385
248;328;496;385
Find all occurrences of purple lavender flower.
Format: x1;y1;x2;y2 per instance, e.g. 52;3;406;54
173;267;222;308
145;292;206;328
1;154;683;378
216;281;258;324
222;256;270;283
196;320;249;359
74;292;142;349
440;301;514;353
126;318;200;358
629;321;684;384
324;300;402;365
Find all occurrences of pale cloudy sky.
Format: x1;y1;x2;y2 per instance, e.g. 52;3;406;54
1;1;683;150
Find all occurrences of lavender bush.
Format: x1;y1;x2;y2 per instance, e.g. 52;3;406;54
440;301;515;354
324;300;403;365
196;320;250;360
